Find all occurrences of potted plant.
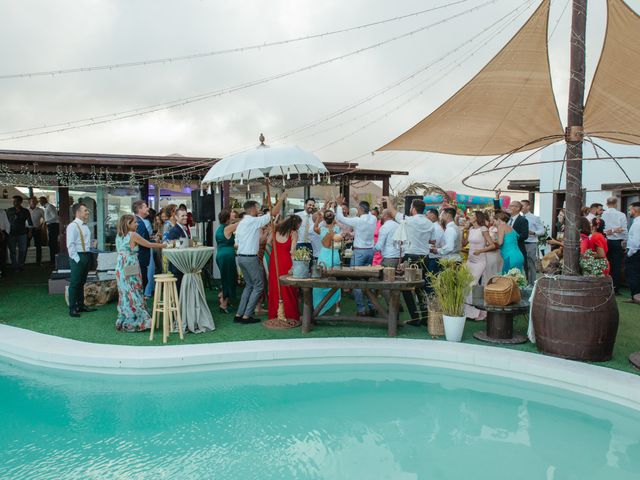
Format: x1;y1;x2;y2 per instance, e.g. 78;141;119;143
426;259;474;342
291;247;312;279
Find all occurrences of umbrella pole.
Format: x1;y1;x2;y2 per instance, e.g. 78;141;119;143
264;175;299;329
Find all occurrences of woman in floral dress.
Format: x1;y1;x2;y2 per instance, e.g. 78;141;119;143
115;214;165;332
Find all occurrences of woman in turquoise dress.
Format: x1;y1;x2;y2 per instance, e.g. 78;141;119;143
494;210;525;273
313;209;342;315
115;214;165;332
215;208;239;314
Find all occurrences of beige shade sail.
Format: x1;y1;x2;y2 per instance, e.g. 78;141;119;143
378;0;563;156
584;0;640;146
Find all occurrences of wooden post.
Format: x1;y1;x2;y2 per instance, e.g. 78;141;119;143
58;184;70;255
382;177;390;197
140;179;149;203
222;181;230;208
342;181;351;207
562;0;587;276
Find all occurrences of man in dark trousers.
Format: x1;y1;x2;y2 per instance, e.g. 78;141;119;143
494;190;529;276
6;195;33;272
133;200;151;290
66;204;97;317
167;207;191;291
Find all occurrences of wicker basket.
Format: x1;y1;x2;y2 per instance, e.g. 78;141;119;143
484;276;521;306
427;307;445;336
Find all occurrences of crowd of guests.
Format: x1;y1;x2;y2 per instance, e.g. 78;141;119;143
0;195;60;278
19;189;639;329
551;198;640;303
205;192;545;327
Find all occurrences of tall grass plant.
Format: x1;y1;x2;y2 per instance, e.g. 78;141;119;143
426;259;474;317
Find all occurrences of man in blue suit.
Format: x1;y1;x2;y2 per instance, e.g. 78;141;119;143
133;200;151;290
167;207;191;290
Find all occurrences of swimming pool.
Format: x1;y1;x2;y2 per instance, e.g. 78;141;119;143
1;358;639;480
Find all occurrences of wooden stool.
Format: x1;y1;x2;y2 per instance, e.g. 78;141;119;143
150;274;184;344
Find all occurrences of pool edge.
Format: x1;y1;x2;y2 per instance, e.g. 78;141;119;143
1;324;639;411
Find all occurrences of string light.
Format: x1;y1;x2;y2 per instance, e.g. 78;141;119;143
0;0;474;81
0;0;499;142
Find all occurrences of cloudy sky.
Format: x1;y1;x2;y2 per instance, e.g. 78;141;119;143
1;0;637;193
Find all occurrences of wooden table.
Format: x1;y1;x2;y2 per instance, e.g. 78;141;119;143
280;275;423;336
471;299;529;344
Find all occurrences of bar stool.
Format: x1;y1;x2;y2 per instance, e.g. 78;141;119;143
150;274;184;344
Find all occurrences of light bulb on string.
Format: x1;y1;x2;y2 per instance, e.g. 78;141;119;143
240;175;244;185
215;184;220;194
317;173;321;183
207;184;212;195
282;177;286;188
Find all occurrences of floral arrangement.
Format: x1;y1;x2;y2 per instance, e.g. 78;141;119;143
503;268;528;288
537;224;550;248
292;247;312;262
579;249;608;276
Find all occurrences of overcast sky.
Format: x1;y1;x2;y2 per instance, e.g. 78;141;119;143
1;0;637;193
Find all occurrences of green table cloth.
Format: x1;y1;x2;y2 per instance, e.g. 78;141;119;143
163;247;215;333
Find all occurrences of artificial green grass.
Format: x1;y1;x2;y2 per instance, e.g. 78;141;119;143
1;265;639;374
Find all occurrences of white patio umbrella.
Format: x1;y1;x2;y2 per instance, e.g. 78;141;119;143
202;135;328;329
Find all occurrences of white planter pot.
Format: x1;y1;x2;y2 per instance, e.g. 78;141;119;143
442;315;466;342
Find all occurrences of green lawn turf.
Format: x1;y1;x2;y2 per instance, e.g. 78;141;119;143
1;265;639;374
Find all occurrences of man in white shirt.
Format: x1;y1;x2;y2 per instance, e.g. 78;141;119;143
295;198;318;256
40;196;60;265
374;209;400;267
384;196;434;325
336;194;377;315
27;196;45;266
601;197;628;295
0;208;9;278
520;199;545;285
625;201;640;304
66;204;97;317
426;208;444;274
434;208;462;262
235;195;285;323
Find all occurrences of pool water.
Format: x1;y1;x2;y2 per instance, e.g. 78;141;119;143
1;360;639;480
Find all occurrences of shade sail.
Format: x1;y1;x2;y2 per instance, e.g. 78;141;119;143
584;0;640;146
378;0;563;156
202;144;327;183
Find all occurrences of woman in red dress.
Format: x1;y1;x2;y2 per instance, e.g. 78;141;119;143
268;215;302;321
590;217;610;275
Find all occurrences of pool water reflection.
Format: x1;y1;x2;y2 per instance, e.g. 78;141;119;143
1;361;639;479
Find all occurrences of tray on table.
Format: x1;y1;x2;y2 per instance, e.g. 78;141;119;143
322;265;383;280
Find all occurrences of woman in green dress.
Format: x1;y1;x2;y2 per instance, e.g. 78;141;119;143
215;208;239;314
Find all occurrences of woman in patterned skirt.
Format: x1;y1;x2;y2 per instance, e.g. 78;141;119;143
115;214;165;332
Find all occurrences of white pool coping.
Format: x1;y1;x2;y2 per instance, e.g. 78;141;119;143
1;324;639;411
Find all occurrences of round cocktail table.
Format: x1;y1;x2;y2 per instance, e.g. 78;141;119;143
471;299;529;344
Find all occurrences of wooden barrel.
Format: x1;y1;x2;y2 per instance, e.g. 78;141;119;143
532;275;619;361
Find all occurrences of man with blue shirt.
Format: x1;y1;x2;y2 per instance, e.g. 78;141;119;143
132;200;151;290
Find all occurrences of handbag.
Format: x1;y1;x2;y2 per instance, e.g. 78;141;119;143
484;276;521;306
123;263;141;277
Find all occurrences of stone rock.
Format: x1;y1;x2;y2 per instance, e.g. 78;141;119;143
84;280;118;306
